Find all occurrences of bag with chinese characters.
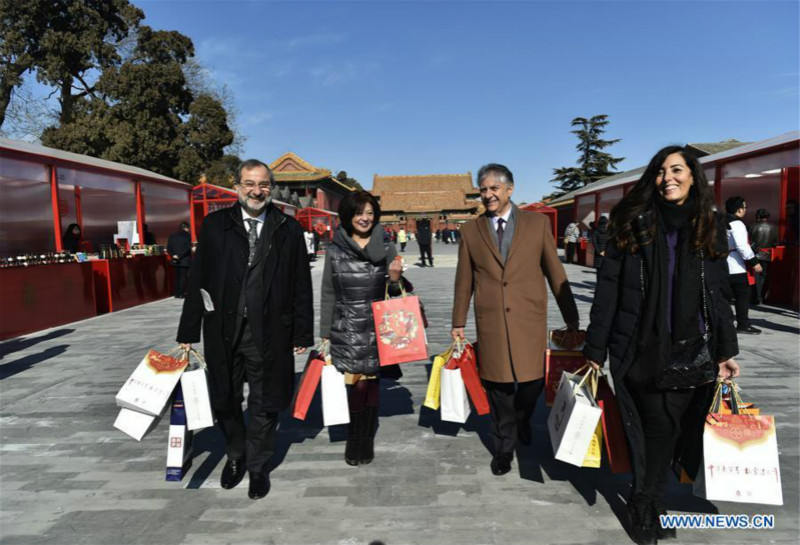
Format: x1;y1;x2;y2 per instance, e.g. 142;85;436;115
695;381;783;505
116;349;188;416
180;349;214;431
547;366;603;467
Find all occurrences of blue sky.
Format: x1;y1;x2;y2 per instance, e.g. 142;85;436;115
139;0;797;201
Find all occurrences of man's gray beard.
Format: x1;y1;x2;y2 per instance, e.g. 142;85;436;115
239;195;270;216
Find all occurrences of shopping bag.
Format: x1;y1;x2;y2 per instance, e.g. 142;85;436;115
424;345;453;410
595;374;632;473
166;384;193;482
114;406;164;441
116;349;188;416
372;283;428;365
696;382;783;505
547;367;603;467
292;342;328;421
440;367;471;424
180;350;214;431
582;421;603;468
451;341;490;416
321;364;350;427
545;329;587;407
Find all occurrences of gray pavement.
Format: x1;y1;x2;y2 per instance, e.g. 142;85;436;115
1;238;798;545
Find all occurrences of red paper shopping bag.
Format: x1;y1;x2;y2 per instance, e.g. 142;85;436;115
595;376;631;474
452;343;490;415
292;349;325;420
372;294;428;365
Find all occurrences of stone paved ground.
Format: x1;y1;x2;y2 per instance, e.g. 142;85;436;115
1;238;798;545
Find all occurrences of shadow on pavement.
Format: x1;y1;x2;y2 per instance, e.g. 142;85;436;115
0;328;74;360
750;318;800;335
0;345;69;379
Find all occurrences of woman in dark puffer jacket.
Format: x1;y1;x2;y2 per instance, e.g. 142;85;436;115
584;146;740;544
319;191;405;466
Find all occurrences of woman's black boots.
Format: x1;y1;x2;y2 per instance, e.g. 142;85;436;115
344;410;361;466
653;499;677;540
627;494;658;545
359;405;378;464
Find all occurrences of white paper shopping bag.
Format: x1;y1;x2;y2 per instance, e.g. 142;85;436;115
113;407;163;441
699;413;783;505
116;349;188;416
440;367;471;424
180;350;214;431
547;369;603;467
321;365;350;427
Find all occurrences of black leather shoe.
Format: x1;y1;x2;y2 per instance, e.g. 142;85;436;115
490;453;513;476
220;458;246;489
737;325;762;335
248;471;270;500
518;422;532;446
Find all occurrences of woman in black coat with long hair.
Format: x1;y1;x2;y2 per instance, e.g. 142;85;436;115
583;146;740;544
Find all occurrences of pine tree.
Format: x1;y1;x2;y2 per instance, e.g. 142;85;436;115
551;115;624;195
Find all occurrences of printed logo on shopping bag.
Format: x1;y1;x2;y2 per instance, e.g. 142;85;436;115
145;350;186;374
170;437;182;448
705;414;775;448
375;305;421;349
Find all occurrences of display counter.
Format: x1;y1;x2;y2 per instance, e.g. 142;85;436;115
0;262;97;340
92;255;172;314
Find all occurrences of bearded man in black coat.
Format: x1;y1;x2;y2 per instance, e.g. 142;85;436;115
177;159;313;500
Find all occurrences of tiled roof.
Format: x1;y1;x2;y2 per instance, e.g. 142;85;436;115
372;173;480;213
687;139;750;156
270;152;332;182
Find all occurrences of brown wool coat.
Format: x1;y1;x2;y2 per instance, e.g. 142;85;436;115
452;209;579;383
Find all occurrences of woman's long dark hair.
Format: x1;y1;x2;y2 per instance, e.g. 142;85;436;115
609;145;724;257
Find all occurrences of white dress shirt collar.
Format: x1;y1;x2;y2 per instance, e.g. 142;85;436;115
241;208;267;236
491;207;512;230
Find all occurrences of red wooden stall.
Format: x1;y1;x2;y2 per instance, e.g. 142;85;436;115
519;202;558;241
0;263;97;339
296;207;340;242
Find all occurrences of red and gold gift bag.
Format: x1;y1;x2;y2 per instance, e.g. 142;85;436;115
372;294;428;365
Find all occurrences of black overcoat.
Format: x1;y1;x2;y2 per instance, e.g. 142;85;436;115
167;230;192;267
176;203;314;412
583;215;738;491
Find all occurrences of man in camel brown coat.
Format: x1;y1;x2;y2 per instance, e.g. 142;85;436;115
452;163;579;476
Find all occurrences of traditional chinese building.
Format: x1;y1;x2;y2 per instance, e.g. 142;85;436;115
269;152;354;212
371;172;482;231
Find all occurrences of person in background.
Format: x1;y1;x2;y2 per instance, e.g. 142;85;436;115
176;159;313;500
167;222;192;298
435;228;441;242
584;146;739;544
725;196;762;334
397;227;408;252
748;208;778;305
417;217;433;267
143;224;157;245
62;223;82;253
564;221;580;263
452;163;579;477
319;191;406;466
442;226;451;244
591;216;610;271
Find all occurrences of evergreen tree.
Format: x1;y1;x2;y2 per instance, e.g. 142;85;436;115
551;115;624;195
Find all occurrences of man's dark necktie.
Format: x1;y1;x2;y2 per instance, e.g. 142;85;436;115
496;218;505;249
246;219;259;266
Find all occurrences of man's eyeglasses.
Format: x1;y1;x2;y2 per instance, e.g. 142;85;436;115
238;181;272;191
